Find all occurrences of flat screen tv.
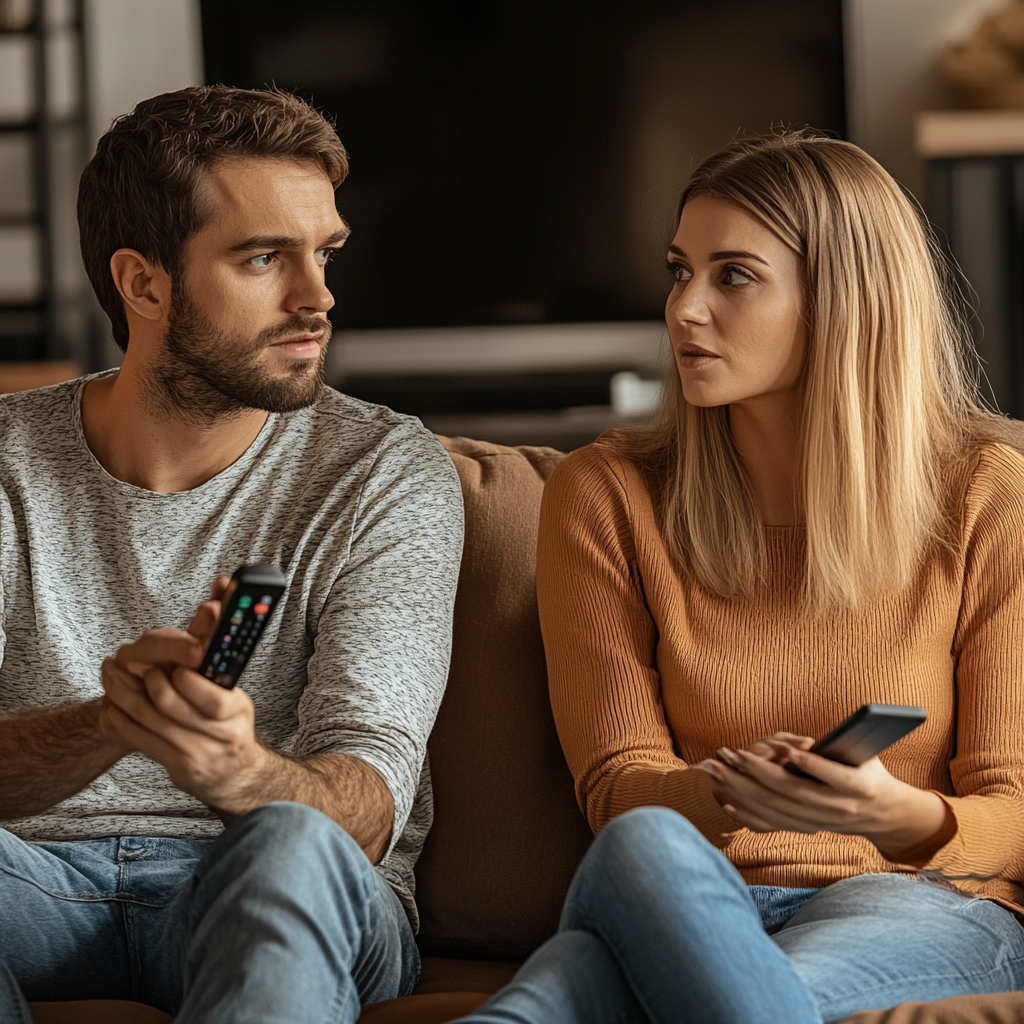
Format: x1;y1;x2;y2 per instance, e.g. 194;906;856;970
201;0;845;333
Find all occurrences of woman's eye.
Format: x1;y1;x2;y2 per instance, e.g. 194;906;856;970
666;261;692;283
722;265;754;286
250;254;276;269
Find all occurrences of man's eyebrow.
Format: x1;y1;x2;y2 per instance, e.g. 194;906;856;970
666;244;770;267
228;227;351;254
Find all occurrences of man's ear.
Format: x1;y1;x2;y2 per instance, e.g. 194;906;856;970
109;249;172;322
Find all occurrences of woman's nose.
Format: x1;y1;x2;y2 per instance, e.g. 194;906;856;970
666;279;711;326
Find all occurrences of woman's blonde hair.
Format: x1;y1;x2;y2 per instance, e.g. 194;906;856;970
609;131;981;610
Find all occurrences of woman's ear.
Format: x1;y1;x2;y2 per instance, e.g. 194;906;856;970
109;248;172;322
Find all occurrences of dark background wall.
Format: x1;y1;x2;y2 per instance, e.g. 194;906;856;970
201;0;845;332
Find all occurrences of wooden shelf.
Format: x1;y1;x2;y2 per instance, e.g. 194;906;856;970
917;110;1024;158
0;359;78;392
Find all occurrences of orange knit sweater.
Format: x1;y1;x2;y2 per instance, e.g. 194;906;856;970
537;440;1024;915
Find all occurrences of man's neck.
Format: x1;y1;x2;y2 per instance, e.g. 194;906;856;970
80;361;269;494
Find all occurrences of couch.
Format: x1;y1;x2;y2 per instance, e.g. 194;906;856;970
25;433;1024;1024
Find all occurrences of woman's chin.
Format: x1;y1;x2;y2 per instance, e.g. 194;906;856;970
679;385;731;409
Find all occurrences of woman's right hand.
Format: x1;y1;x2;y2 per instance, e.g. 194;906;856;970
696;734;952;863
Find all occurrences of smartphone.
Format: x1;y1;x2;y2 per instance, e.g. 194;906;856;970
784;703;927;781
197;564;287;688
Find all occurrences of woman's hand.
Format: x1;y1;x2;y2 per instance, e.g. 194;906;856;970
695;733;951;862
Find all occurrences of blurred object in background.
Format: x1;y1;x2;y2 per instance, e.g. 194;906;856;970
611;371;662;418
943;1;1024;108
918;107;1024;416
0;0;88;373
327;320;666;450
0;357;77;390
0;0;33;31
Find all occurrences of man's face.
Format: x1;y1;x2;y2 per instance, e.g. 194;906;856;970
152;157;348;420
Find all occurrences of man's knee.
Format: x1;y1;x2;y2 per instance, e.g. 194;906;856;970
201;801;376;902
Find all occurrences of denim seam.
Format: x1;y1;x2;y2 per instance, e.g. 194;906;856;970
0;863;165;905
818;957;1024;1002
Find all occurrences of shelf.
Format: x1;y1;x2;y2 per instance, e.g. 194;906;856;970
917;110;1024;158
326;321;666;379
0;359;79;392
421;406;647;452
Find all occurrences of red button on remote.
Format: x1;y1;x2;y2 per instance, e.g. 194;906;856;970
253;603;270;615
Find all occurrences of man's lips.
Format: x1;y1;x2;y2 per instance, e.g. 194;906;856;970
272;332;324;346
270;332;326;358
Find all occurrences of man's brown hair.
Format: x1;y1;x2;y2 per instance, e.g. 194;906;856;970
78;85;349;352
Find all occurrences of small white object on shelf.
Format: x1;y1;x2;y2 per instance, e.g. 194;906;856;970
610;371;662;417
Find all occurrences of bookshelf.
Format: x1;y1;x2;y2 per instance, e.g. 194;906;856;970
918;110;1024;416
0;0;88;367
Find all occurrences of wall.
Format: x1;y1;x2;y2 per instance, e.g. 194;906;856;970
78;0;201;366
844;0;1005;200
84;0;202;144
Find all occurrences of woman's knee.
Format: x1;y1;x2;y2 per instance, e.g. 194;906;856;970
586;806;710;879
563;806;747;933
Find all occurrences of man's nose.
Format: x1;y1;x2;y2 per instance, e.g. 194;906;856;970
286;259;335;314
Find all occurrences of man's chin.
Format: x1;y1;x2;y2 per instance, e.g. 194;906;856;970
252;376;325;414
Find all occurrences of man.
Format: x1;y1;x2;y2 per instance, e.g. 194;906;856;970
0;86;463;1021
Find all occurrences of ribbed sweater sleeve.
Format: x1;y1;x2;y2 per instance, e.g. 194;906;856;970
537;446;742;846
923;445;1024;882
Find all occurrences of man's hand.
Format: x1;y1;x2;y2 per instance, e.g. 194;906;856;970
101;634;269;812
100;578;395;863
695;732;952;863
99;577;270;811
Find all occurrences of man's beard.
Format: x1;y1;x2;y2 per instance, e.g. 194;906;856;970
146;285;331;426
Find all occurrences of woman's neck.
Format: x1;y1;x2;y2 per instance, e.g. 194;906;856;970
728;392;803;526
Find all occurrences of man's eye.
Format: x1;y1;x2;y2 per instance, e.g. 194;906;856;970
250;254;276;269
722;265;753;286
316;247;339;266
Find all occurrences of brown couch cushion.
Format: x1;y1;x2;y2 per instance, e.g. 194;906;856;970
359;992;490;1023
415;436;592;961
841;992;1024;1024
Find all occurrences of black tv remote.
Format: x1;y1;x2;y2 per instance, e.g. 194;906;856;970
197;564;287;688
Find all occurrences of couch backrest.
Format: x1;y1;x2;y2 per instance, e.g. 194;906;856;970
414;436;593;961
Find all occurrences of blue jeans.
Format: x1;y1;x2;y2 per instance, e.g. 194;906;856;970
459;807;1024;1024
0;802;418;1023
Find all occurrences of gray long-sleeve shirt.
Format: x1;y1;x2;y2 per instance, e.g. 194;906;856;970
0;373;464;928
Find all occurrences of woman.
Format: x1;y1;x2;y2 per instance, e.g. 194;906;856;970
458;132;1024;1024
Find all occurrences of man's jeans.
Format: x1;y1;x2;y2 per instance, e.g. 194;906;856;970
459;807;1024;1024
0;802;419;1023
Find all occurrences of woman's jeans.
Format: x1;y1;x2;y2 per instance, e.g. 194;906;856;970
461;807;1024;1024
0;802;418;1023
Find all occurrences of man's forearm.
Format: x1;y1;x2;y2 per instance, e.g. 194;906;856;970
213;747;395;864
0;700;127;819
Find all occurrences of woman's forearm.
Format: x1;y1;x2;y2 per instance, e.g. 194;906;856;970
862;783;953;864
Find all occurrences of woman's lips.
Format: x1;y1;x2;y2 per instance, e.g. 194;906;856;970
676;345;720;368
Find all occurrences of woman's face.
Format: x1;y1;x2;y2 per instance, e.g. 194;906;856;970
665;195;807;410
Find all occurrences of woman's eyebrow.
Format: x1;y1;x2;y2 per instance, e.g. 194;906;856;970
666;243;770;267
709;249;770;266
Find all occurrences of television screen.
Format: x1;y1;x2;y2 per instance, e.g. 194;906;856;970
201;0;845;332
